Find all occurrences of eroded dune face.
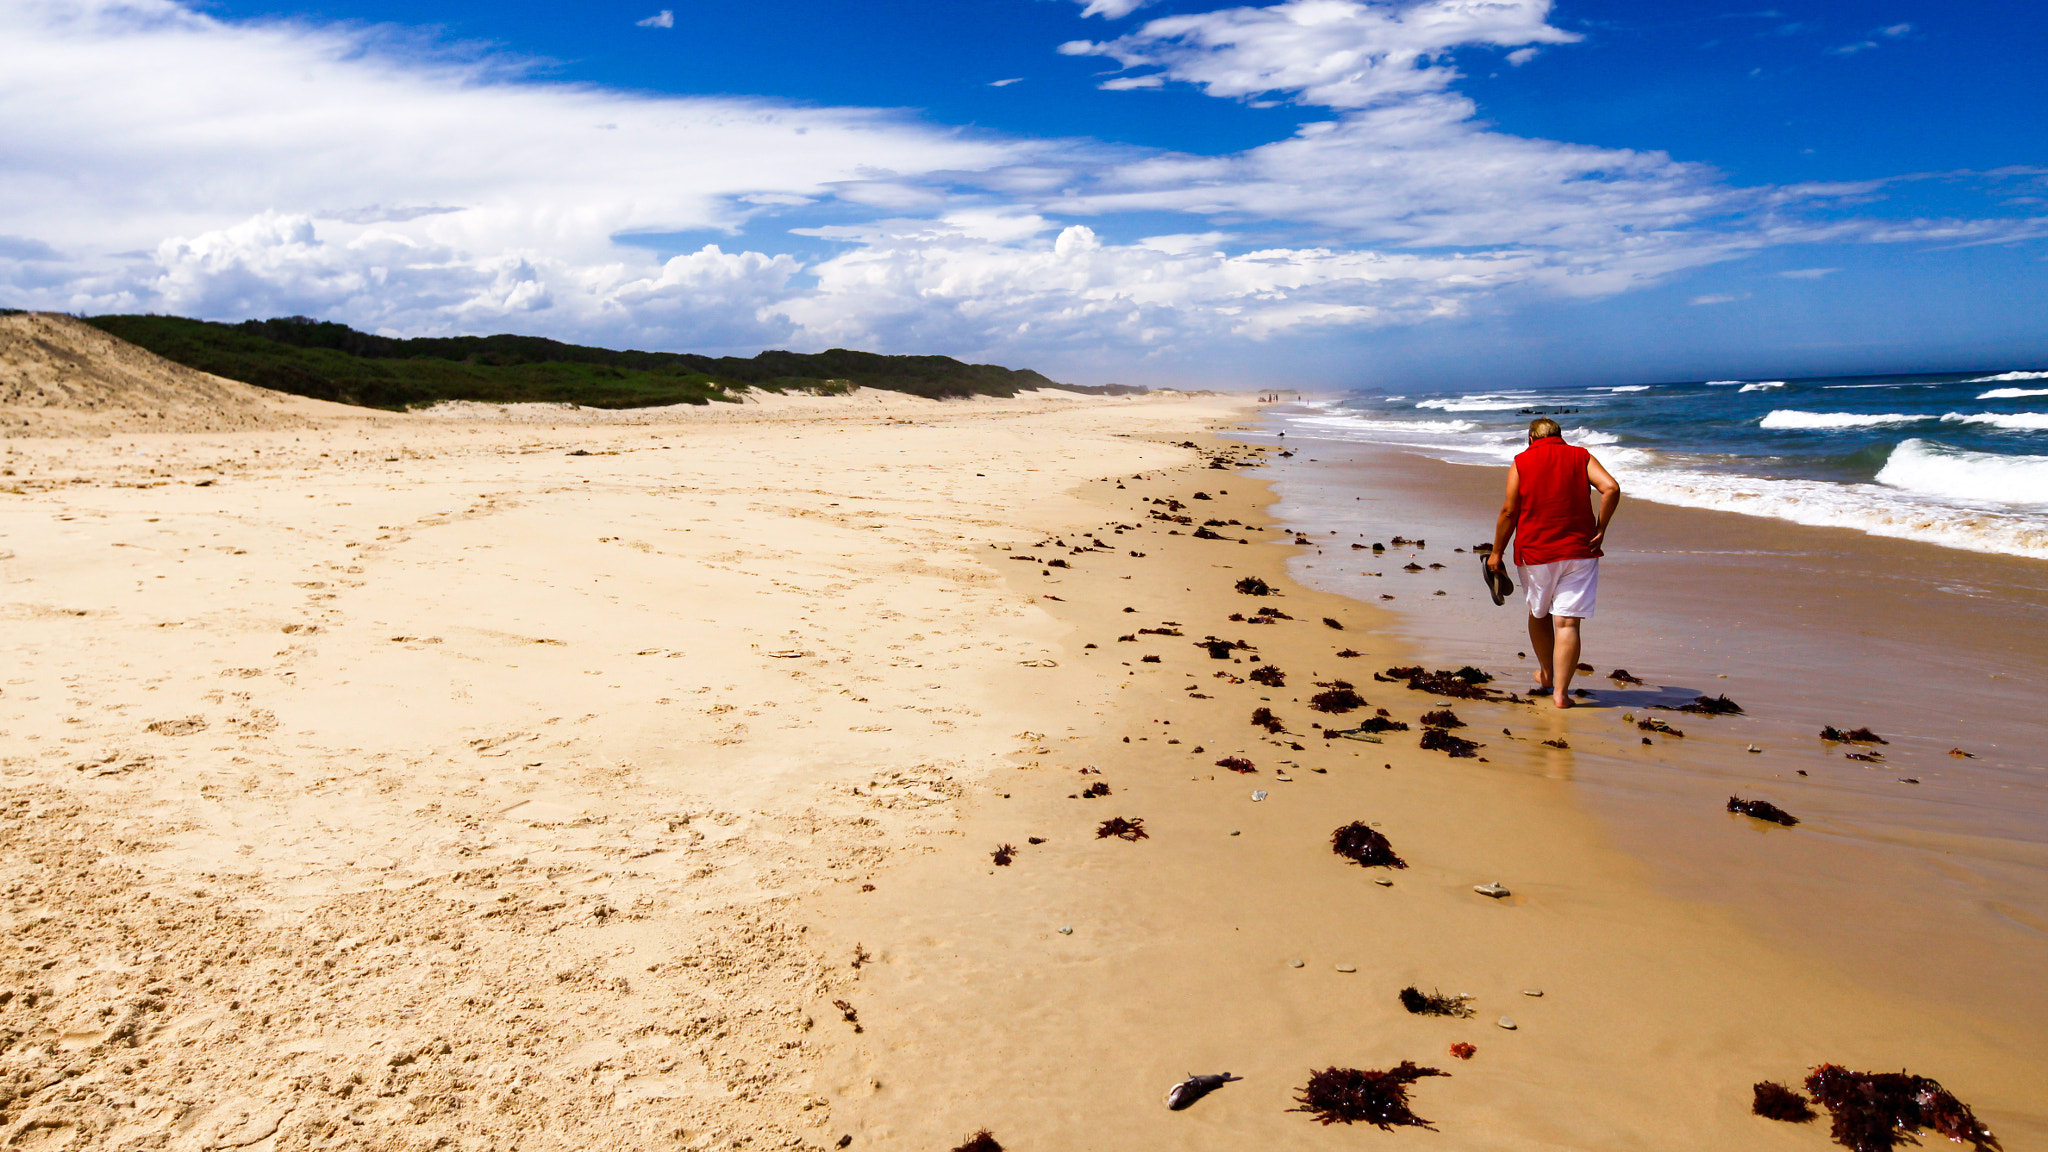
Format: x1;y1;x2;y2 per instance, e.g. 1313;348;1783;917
0;314;356;437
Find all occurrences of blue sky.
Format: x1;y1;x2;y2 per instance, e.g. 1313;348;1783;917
1;0;2043;387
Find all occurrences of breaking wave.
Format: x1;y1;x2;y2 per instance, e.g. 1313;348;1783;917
1737;381;1784;392
1966;370;2048;383
1979;387;2048;400
1759;410;1919;429
1876;439;2048;506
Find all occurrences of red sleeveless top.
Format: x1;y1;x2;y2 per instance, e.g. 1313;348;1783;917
1512;437;1602;566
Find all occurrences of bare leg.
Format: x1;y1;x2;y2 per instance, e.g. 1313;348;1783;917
1551;615;1583;708
1527;614;1555;693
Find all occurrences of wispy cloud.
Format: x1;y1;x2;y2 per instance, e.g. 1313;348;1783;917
1060;0;1579;109
1690;293;1747;305
1778;267;1838;279
988;77;1024;87
1077;0;1154;18
636;10;673;29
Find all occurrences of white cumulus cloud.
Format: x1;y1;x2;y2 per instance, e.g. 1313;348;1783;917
1077;0;1155;18
637;10;673;28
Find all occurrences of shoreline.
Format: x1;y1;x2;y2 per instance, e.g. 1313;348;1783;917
1257;434;2048;1041
812;421;2046;1150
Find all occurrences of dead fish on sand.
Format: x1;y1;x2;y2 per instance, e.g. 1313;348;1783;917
1166;1072;1244;1110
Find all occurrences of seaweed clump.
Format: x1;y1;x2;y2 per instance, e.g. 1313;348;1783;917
1398;987;1472;1017
1802;1064;2000;1152
1080;781;1110;798
1235;576;1274;595
1376;666;1502;700
1216;756;1257;774
1250;665;1287;687
1419;709;1463;729
1309;688;1367;713
1251;707;1286;733
1673;694;1744;715
1449;1043;1477;1060
1331;821;1408;869
1752;1081;1818;1123
1335;648;1362;658
1419;728;1481;758
950;1131;1005;1152
1637;717;1686;737
1095;816;1149;841
1728;796;1799;826
991;844;1017;866
1323;617;1344;630
1290;1063;1449;1129
1608;668;1645;685
1354;715;1411;734
1821;726;1889;745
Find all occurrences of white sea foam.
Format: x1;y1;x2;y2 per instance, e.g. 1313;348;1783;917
1875;439;2048;506
1415;396;1530;412
1823;382;1939;390
1705;380;1744;386
1977;387;2048;400
1292;415;1479;434
1940;411;2048;432
1737;381;1785;392
1606;385;1652;392
1966;370;2048;383
1613;467;2048;560
1758;409;1921;429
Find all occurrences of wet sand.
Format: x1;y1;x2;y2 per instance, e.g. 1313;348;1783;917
1261;436;2048;1042
812;429;2047;1150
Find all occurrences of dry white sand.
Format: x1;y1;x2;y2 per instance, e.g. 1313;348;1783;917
0;390;1248;1150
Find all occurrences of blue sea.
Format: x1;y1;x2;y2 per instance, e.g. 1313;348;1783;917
1273;367;2048;560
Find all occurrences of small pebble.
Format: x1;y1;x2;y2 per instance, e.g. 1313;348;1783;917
1497;1016;1517;1030
1522;989;1543;997
1230;829;1241;836
1057;926;1073;935
1473;882;1509;899
1251;790;1268;802
1335;964;1356;973
1373;877;1394;887
1287;958;1304;968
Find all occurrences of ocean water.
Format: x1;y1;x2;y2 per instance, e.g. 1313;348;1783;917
1275;368;2048;560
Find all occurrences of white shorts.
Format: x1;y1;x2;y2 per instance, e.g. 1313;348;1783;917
1519;558;1599;619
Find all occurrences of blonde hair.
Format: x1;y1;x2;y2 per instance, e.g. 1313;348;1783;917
1528;417;1562;439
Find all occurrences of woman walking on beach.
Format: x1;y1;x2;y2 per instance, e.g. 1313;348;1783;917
1487;417;1622;708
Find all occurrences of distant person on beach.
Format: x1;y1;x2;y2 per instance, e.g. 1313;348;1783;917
1487;417;1622;708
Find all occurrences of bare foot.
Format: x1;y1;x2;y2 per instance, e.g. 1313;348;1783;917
1553;694;1574;709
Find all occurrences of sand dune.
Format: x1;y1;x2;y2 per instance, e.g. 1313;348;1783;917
0;313;369;437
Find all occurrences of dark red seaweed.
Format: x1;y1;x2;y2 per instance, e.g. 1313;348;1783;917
1331;821;1409;868
1290;1063;1449;1129
1753;1081;1818;1123
1728;796;1799;826
1804;1064;2000;1152
1398;986;1472;1017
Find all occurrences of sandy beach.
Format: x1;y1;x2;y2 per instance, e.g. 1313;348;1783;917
2;370;2041;1151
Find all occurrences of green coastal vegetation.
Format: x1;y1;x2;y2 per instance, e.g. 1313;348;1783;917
81;313;1140;410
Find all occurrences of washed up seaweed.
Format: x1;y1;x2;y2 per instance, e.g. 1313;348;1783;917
1376;666;1503;700
1608;668;1646;685
950;1131;1004;1152
1541;738;1570;749
1637;717;1686;737
1331;821;1408;868
1310;688;1367;713
1845;752;1885;764
1355;715;1411;733
991;844;1017;865
1728;796;1799;826
1323;617;1344;629
1420;709;1464;729
1449;1043;1477;1060
1193;527;1226;539
1138;626;1183;636
1235;576;1275;595
1291;1063;1449;1129
1657;694;1744;715
1335;648;1362;658
1080;782;1110;798
1251;707;1287;733
1217;756;1257;774
1399;987;1473;1017
1250;665;1287;687
1096;816;1149;841
1420;728;1481;757
1255;607;1293;620
1803;1064;2000;1152
1753;1081;1818;1123
832;999;862;1033
1821;726;1888;744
